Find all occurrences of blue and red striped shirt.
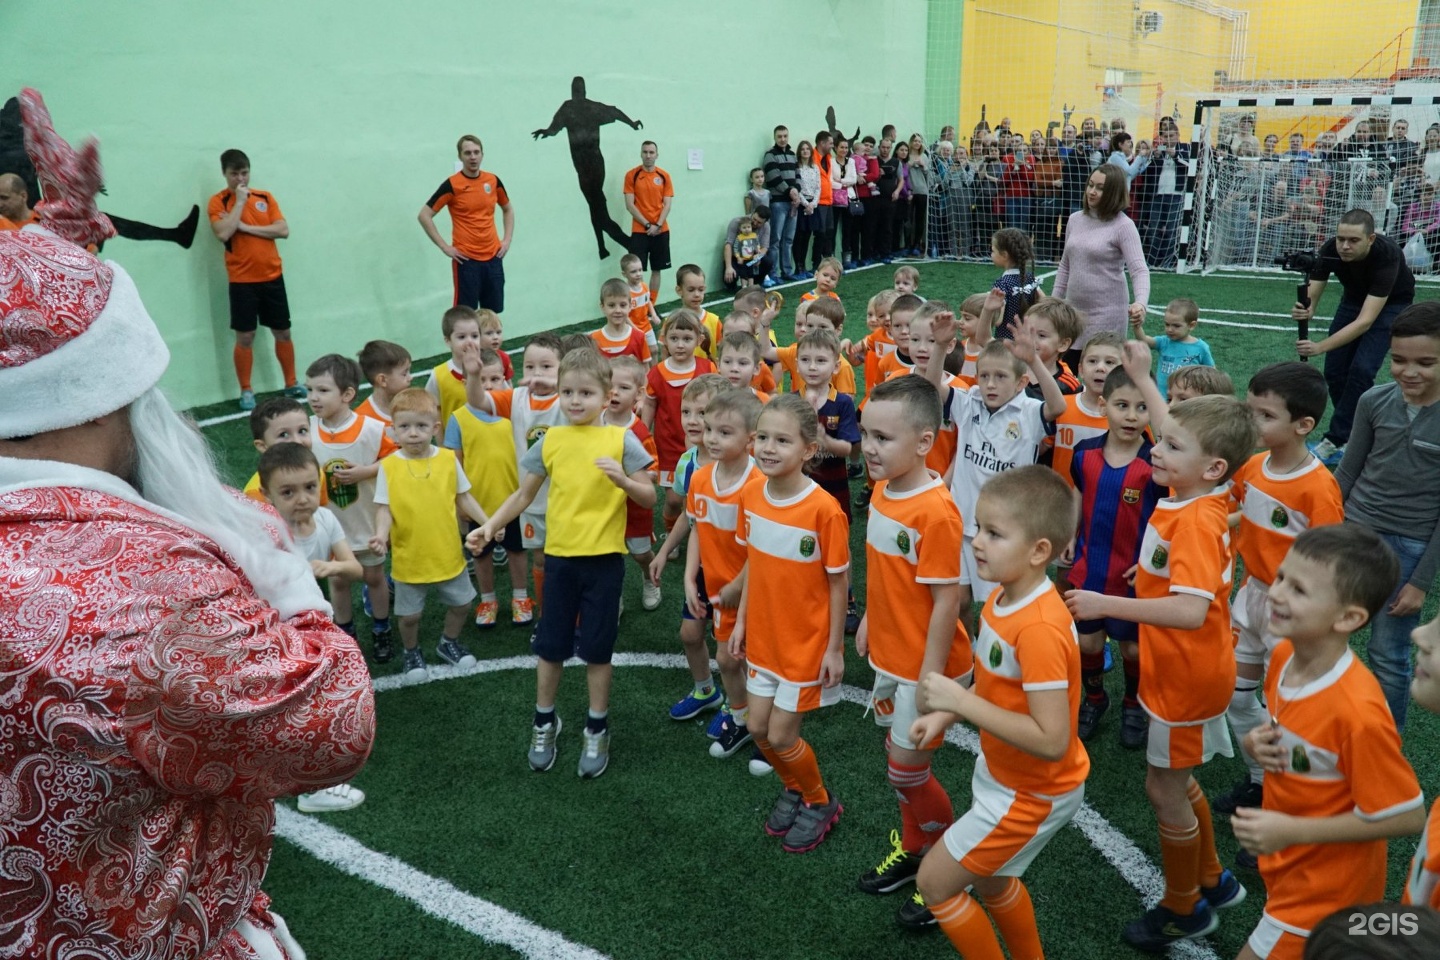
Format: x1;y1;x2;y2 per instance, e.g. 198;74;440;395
1069;435;1164;597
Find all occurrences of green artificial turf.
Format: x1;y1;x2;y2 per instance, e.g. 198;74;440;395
197;261;1439;960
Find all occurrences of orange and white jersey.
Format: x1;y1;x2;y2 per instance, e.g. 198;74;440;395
1404;802;1440;911
1050;392;1109;486
1231;452;1344;588
627;283;655;337
863;326;897;389
877;350;915;382
737;478;850;684
1134;492;1236;724
958;339;982;386
590;324;652;364
489;386;567;514
865;476;969;683
687;461;762;598
972;579;1089;796
310;411;397;551
773;344;857;396
354;395;392;426
1261;641;1424;935
918;372;966;478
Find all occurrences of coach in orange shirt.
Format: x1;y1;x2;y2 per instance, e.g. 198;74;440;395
623;141;674;298
419;134;514;315
0;172;37;230
208;149;302;411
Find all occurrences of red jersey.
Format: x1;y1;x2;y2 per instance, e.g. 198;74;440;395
645;357;714;471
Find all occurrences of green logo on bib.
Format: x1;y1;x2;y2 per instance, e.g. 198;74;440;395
1291;744;1311;773
988;642;1003;670
1151;545;1169;569
323;458;357;509
1270;506;1290;529
799;536;816;558
896;531;911;554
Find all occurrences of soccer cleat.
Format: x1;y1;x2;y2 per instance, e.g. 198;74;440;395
857;830;922;895
853;487;872;510
529;716;561;772
1202;870;1247;912
435;636;476;669
284;384;308;400
1077;693;1110;742
1308;437;1338;461
238;389;257;411
1120;703;1149;750
296;782;366;813
1121;901;1219;953
748;746;774;777
847;461;866;480
370;627;395;664
474;600;499;628
845;600;862;636
709;718;753;758
401;646;427;682
669;685;723;721
705;707;731;739
764;789;804;837
641;580;662;611
896;891;938;929
492;545;508;566
578;727;611;779
783;791;842;853
1212;777;1263;816
511;597;535;625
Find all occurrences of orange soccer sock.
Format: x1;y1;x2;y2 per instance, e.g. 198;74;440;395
931;890;1006;960
233;345;254;391
774;738;828;805
532;562;545;613
1158;818;1202;914
888;759;954;853
754;738;799;793
1188;781;1224;889
275;339;297;387
983;878;1044;960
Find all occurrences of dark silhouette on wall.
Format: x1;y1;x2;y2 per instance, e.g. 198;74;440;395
1;96;198;249
533;77;643;260
824;106;860;145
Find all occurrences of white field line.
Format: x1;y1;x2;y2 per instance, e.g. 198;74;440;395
357;651;1221;960
274;806;612;960
1144;303;1292;332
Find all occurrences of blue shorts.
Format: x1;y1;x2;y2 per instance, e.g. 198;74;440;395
681;567;712;622
1075;616;1139;646
531;553;625;665
453;256;505;313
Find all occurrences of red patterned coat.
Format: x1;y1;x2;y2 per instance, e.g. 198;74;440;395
0;484;375;959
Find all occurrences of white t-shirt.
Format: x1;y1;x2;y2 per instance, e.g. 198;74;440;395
292;507;346;565
946;385;1051;535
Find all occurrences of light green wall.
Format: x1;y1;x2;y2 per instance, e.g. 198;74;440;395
9;0;931;408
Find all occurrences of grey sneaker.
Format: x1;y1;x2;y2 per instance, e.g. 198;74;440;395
782;790;842;853
578;726;611;779
435;636;476;668
529;716;562;772
402;646;427;682
238;389;257;411
764;789;803;837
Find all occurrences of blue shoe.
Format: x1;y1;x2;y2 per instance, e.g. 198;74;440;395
706;707;731;739
1202;870;1247;911
670;685;723;721
238;390;257;411
1122;901;1219;952
1103;640;1114;672
843;260;859;271
763;275;779;289
284;385;308;400
1308;437;1344;468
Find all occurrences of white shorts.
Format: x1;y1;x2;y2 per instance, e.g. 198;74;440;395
960;535;999;604
521;508;546;550
1233;577;1280;667
353;546;387;569
392;570;477;617
872;671;973;750
746;666;841;713
942;755;1084;877
626;536;653;557
1146;711;1234;769
1247;912;1308;959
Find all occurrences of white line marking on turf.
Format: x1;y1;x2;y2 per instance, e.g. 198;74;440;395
274;806;612;960
366;651;1222;959
1145;303;1292;332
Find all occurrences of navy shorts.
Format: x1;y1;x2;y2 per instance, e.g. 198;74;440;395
629;231;672;271
228;276;291;332
681;567;713;622
531;553;625;665
473;518;522;558
1075;616;1139;646
453;256;505;313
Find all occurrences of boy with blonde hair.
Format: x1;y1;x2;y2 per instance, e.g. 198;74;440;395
1167;364;1233;402
643;310;714;529
758;295;857;396
1131;298;1214;400
603;355;661;609
477;309;512;379
893;264;920;297
425;305;484;428
1050;331;1125;483
621;252;662;356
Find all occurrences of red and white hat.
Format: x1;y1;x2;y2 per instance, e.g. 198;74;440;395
0;88;169;439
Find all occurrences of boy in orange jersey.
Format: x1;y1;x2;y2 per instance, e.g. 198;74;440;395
444;348;532;629
672;264;723;358
845;289;899;393
1404;614;1440;911
477;309;513;380
602;356;661;609
1019;299;1083;405
909;466;1088;953
1049;330;1125;483
243;396;319;504
1065;340;1257;950
1166;364;1233;402
797;256;844;314
1214;361;1343;835
854;375;968;930
715;332;771;403
621;253;662;357
591;278;653;366
642;310;714;530
356;340;413;426
874;293;922;383
758;296;857;396
424;305;485;429
901;302;966;483
948;293;989;388
1232;525;1425;960
725;287;783;391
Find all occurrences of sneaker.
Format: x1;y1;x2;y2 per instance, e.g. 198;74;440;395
847;461;866;480
1077;693;1109;742
764;788;804;836
1202;869;1247;911
853;487;872;510
529;716;562;772
578;726;611;779
1309;437;1338;461
1120;703;1149;750
1121;901;1219;952
705;707;730;739
238;389;256;411
669;685;723;720
284;384;308;400
748;745;774;777
857;830;921;895
783;790;842;853
845;600;862;635
296;782;366;813
641;580;662;611
435;636;476;668
511;597;535;625
402;646;427;682
474;600;499;628
491;545;508;566
709;718;753;758
763;275;780;289
1213;777;1264;816
370;628;395;664
896;891;938;929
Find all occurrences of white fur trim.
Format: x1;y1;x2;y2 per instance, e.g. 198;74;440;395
0;261;169;438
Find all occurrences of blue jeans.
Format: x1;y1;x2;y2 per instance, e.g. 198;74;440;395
768;200;798;280
1323;298;1408;446
1366;530;1426;730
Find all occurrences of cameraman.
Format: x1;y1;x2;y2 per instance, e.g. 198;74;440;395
1294;208;1415;463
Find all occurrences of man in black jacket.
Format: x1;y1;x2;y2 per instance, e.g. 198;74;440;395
763;126;800;283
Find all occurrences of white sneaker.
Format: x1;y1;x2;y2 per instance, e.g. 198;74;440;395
748;748;774;777
297;783;366;813
641;580;662;610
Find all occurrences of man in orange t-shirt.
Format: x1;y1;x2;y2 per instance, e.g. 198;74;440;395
623;141;674;297
0;173;38;230
207;149;300;411
419;135;514;314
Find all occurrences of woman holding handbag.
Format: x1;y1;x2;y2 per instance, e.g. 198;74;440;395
831;137;861;270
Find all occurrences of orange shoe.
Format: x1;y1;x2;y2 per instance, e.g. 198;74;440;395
474;600;498;628
511;597;535;625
